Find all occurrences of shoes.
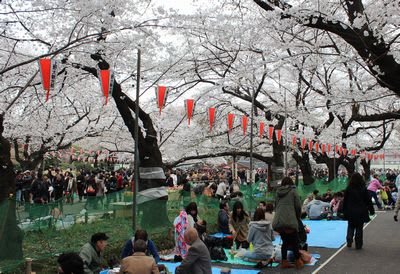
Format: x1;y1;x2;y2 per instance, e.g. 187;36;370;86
355;246;362;250
295;258;304;269
347;241;352;248
394;215;398;222
280;259;294;269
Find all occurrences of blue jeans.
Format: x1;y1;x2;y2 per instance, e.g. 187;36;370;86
243;251;271;260
368;190;382;209
16;190;22;203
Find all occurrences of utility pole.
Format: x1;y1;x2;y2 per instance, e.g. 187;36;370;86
249;89;255;184
133;48;141;231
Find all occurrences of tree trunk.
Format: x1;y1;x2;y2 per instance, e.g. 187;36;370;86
0;114;23;260
360;158;371;182
292;151;315;185
89;56;169;228
13;140;45;171
342;157;357;179
313;153;340;182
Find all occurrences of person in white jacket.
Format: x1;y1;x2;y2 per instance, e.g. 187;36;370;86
306;196;330;220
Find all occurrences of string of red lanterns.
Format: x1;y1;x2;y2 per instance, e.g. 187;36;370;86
37;59;389;162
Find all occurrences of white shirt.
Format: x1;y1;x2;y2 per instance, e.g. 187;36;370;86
216;182;226;196
170;174;178;187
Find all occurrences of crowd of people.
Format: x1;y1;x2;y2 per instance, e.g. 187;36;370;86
13;165;400;273
15;168;132;205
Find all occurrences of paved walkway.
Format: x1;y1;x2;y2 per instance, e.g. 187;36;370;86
316;211;399;274
216;211;399;273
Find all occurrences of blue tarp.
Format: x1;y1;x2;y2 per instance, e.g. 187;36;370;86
212;220;348;249
162;262;261;274
273;220;348;248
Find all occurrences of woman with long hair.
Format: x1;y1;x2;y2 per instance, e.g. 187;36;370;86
229;201;250;248
243;208;274;261
343;173;375;249
272;177;303;269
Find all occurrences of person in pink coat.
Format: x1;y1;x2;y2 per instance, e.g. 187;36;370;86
367;174;384;210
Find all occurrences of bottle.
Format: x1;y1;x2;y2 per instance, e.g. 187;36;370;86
249;242;253;252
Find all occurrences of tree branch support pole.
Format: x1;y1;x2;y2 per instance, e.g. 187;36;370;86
333;118;336;181
133;48;141;232
249;89;255;184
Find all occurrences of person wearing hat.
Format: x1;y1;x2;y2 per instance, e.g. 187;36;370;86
79;233;109;274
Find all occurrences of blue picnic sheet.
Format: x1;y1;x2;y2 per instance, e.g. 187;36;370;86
212;220;347;249
273;220;347;248
162;262;261;273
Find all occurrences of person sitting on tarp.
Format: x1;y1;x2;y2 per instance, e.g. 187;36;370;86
322;189;334;202
175;228;212;274
243;208;274;261
229;201;250;249
79;232;108;274
301;194;314;219
329;192;344;219
120;239;160;274
186;202;207;237
218;201;230;234
120;230;160;263
306;196;330;220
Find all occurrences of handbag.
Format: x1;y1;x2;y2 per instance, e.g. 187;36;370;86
86;185;95;194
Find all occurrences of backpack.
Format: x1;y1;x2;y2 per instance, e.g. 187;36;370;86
209;246;227;261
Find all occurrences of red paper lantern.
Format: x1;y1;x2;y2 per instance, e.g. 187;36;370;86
308;140;314;152
185;99;195;126
351;149;356;156
335;145;339;155
259;122;265;138
99;69;114;105
39;58;57;102
343;148;347;156
301;137;306;150
227;113;235;133
321;144;326;154
242;116;248;135
276;129;282;145
269;126;274;143
315;142;319;154
155;85;168;114
292;135;297;148
327;144;332;153
208;107;216;132
339;147;343;155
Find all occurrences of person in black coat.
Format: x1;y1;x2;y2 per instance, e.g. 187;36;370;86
343;173;375;249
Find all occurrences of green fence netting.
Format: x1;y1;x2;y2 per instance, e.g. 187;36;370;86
0;178;348;273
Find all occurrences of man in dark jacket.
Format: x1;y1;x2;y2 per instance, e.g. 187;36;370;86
176;228;212;274
120;230;160;263
217;201;230;234
31;172;48;204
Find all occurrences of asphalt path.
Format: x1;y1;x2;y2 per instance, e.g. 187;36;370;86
316;211;399;274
